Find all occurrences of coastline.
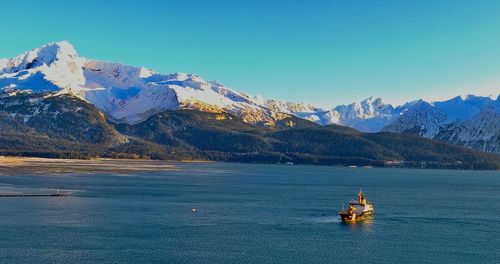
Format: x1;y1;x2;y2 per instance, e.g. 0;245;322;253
0;156;182;175
0;155;498;172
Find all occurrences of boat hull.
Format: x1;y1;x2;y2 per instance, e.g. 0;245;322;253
340;211;373;222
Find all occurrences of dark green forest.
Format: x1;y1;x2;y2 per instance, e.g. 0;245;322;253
1;94;499;170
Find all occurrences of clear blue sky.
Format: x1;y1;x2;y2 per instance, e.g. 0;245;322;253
1;0;499;106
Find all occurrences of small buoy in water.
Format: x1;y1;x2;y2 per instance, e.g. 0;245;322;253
191;208;196;213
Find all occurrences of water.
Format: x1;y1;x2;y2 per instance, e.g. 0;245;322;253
0;162;498;263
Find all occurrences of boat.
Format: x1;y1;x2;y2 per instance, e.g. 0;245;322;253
339;190;374;222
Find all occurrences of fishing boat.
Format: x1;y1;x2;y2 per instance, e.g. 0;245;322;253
339;190;373;222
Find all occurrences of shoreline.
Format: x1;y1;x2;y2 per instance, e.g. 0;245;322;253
0;156;183;175
0;155;498;172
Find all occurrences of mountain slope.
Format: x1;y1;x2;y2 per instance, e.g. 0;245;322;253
0;93;126;144
383;95;500;153
1;41;499;154
435;106;500;153
115;108;500;169
0;93;498;169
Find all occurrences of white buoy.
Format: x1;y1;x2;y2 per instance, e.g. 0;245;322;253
191;208;196;213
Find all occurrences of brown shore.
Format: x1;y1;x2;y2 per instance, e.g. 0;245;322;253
0;156;187;175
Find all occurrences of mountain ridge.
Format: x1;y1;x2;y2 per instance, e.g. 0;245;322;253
1;41;499;153
1;93;498;170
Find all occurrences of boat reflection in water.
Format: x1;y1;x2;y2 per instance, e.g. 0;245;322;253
343;217;374;232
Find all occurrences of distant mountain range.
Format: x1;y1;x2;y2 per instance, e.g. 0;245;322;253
0;41;499;168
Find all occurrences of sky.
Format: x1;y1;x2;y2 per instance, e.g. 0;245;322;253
0;0;499;107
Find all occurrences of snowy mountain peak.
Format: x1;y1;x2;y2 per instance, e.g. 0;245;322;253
329;97;401;132
337;96;391;118
0;41;85;94
455;94;496;101
44;40;78;59
0;41;78;74
138;67;155;78
457;94;471;101
362;96;385;106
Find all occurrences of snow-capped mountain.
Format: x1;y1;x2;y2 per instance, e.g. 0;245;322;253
383;95;500;153
0;41;85;95
1;41;499;153
435;106;500;153
0;41;416;128
332;97;403;132
258;98;341;125
0;41;409;128
0;41;291;125
382;100;447;137
260;97;407;130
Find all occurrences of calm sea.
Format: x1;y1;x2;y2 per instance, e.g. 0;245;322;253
0;162;498;263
